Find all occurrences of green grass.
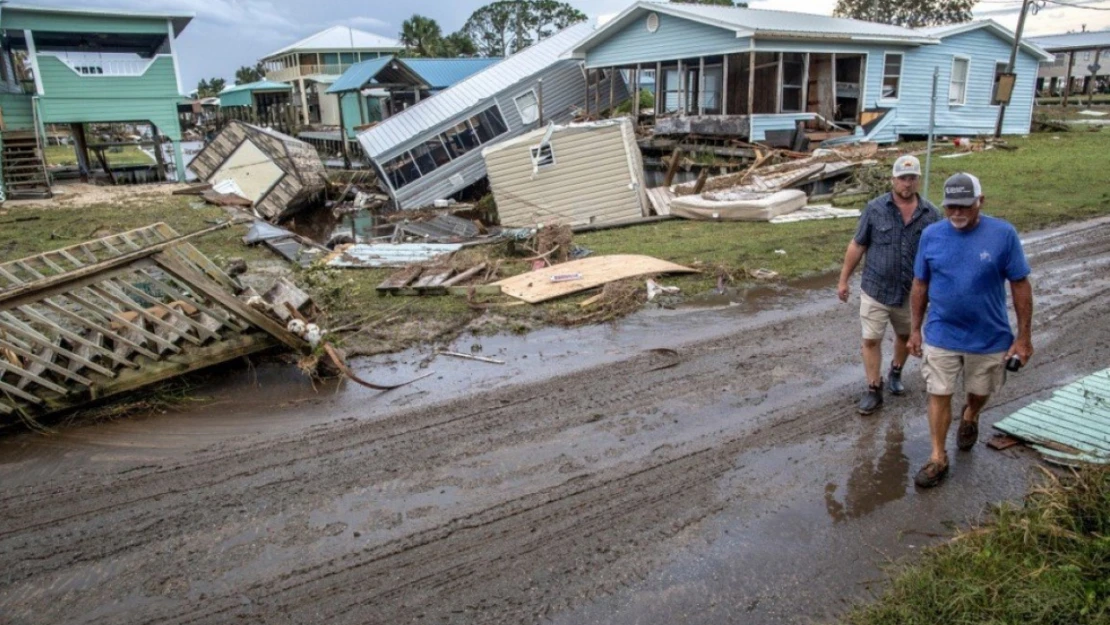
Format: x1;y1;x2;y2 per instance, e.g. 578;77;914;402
44;144;154;167
3;130;1109;352
844;467;1110;625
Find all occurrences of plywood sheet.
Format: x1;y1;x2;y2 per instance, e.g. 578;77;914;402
212;138;284;203
494;255;697;304
994;368;1110;465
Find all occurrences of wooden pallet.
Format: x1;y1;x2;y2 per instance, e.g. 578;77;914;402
376;263;499;297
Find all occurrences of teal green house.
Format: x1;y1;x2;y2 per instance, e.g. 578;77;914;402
218;80;293;114
0;2;193;199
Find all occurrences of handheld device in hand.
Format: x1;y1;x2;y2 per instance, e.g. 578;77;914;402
1005;355;1023;372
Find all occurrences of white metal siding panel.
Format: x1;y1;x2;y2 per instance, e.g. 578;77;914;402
587;12;752;68
750;113;815;142
487;123;644;227
212;139;284;203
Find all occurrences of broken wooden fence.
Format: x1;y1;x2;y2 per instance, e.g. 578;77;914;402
0;223;305;424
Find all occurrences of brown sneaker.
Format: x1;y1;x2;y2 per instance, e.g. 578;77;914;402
957;406;979;451
914;460;949;488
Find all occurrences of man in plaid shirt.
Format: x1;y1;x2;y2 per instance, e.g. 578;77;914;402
837;155;941;415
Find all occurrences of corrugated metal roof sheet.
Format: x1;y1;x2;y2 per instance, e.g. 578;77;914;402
263;26;403;59
220;80;293;95
403;58;504;89
326;56;394;93
994;368;1110;465
358;22;594;159
572;0;936;56
1;3;193;35
1028;29;1110;52
326;243;463;268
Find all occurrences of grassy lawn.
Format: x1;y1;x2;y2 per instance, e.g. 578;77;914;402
844;468;1110;625
3;129;1108;353
43;144;155;168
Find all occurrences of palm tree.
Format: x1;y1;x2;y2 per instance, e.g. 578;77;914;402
235;65;263;85
400;15;443;57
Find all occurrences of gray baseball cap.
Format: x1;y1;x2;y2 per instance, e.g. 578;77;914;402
942;172;983;207
892;155;921;178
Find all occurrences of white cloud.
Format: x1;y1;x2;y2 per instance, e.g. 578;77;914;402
347;16;392;32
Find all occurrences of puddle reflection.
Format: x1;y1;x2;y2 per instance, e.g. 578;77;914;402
824;417;910;522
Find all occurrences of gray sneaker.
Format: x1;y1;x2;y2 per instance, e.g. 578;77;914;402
858;383;883;415
888;366;905;395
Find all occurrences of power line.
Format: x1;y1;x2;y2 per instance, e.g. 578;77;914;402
1041;0;1110;10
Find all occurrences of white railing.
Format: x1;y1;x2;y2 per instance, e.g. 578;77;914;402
266;63;356;82
41;53;164;77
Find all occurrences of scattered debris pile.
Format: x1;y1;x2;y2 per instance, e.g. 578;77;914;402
188;121;327;222
656;143;880;221
0;222;309;427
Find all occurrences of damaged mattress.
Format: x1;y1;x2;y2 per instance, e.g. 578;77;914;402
669;189;808;222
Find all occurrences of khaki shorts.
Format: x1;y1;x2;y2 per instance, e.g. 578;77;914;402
921;344;1007;397
860;292;911;340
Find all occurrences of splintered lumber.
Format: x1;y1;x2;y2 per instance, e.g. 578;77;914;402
0;223;307;423
377;266;424;292
494;255;698;304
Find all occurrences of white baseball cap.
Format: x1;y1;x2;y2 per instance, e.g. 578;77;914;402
892;155;922;178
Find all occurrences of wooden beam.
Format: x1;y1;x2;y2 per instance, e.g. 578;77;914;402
830;53;837;128
698;57;706;116
748;50;755;116
722;55;729;116
1063;51;1075;107
776;52;783;113
609;67;615;117
663;147;683;187
801;52;810;116
152;253;307;353
1090;48;1103;107
678;59;685;113
656;61;663;115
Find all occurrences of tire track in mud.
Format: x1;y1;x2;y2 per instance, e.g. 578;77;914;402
2;217;1110;624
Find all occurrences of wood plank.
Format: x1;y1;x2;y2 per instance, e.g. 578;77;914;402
17;305;139;370
377;266;424;292
0;358;68;395
133;268;245;333
493;255;698;304
152;254;307;353
113;281;219;343
0;337;92;386
440;263;488;287
0;318;114;377
413;269;454;289
40;298;162;361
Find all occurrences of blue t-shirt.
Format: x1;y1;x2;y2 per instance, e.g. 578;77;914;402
913;215;1030;354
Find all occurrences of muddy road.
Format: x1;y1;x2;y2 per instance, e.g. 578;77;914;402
2;216;1109;625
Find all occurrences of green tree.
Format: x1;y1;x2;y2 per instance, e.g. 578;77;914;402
400;14;444;57
208;77;227;94
463;0;586;57
196;78;210;97
234;65;263;85
441;31;478;57
832;0;973;28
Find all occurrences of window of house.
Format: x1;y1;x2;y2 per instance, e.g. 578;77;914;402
440;121;478;158
882;53;903;100
411;137;451;175
702;66;723;113
1084;51;1092;61
515;90;539;124
663;68;681;112
470;113;496;143
481;107;508;136
992;62;1010;104
949;56;969;105
383;152;421;190
781;53;805;112
530;143;555;169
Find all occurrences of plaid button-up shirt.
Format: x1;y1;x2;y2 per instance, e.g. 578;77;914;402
854;192;941;307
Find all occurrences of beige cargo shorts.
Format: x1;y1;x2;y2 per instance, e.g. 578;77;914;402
860;292;911;340
921;344;1007;397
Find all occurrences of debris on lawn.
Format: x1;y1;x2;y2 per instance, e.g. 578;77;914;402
993;367;1110;465
243;220;330;267
494;254;698;304
376;262;499;296
670;189;808;222
0;222;310;427
645;279;680;301
189;121;327;223
483;119;650;227
327;243;465;269
769;204;862;223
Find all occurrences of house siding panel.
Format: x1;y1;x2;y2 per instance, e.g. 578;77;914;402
2;11;169;35
0;93;34;130
586;13;752;67
486;122;645;227
750;113;816;142
882;29;1039;137
219;90;252;108
34;55;183;138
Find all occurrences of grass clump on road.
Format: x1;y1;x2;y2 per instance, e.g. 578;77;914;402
845;467;1110;625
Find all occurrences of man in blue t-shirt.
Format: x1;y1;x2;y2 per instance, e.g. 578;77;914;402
906;173;1034;488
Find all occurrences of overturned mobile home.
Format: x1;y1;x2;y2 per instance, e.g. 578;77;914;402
358;22;630;210
483;118;649;227
189;121;327;222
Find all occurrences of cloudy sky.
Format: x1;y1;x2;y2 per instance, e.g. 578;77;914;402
31;0;1110;90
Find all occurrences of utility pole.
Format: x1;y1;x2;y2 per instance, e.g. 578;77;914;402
925;67;939;203
994;0;1033;138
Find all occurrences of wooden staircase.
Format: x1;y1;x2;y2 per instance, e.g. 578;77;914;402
2;131;52;200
